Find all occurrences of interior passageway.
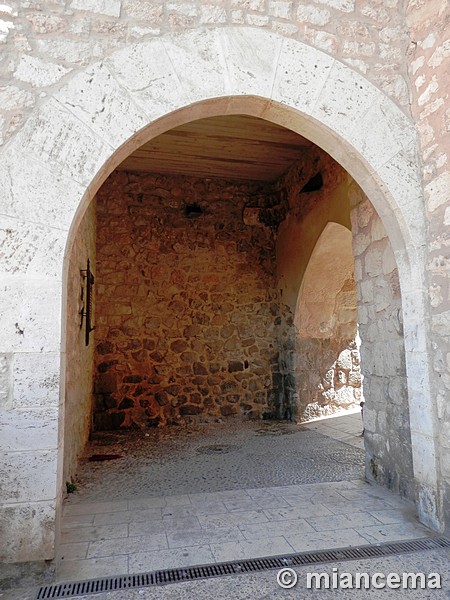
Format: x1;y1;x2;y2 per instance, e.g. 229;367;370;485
59;111;420;582
65;115;370;480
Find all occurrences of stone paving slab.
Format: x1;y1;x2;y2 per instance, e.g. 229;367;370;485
57;556;129;583
87;534;168;559
305;511;384;531
210;536;295;563
303;412;364;450
60;523;128;544
128;517;202;537
355;522;430;544
263;503;334;520
129;546;215;573
239;519;315;541
285;528;370;553
197;511;269;528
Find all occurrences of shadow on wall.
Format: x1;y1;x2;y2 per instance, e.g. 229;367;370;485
294;223;363;421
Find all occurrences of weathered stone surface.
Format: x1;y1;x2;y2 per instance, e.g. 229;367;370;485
93;172;278;428
163;29;227;103
0;408;58;452
0;85;34;111
0;149;85;230
425;171;450;213
296;5;330;25
0;501;56;562
55;63;147;149
0;18;14;43
272;37;334;114
0;450;58;503
311;60;379;140
14;55;71;87
106;40;187;121
0;355;12;408
351;194;413;498
0;220;65;280
0;276;61;356
316;0;354;11
13;99;113;186
220;27;282;97
62;197;96;492
70;0;121;17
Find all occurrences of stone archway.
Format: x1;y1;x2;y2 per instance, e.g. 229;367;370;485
294;222;361;420
0;26;440;562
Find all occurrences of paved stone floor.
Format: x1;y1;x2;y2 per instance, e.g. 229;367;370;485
56;413;430;584
2;412;446;599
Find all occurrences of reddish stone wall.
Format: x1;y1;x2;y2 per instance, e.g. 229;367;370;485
93;171;280;429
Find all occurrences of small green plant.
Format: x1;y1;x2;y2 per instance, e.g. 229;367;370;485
66;481;77;494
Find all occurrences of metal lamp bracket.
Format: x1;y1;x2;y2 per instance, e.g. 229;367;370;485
80;258;95;346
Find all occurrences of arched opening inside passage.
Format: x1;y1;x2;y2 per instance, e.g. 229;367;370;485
294;223;362;422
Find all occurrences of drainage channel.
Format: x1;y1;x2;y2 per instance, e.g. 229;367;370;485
37;537;450;599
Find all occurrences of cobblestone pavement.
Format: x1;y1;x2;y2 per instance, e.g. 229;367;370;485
69;414;365;503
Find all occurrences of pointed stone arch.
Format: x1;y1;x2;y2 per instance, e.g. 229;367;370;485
293;222;361;422
295;222;355;341
0;26;440;562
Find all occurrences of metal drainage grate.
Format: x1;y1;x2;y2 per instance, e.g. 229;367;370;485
37;537;450;599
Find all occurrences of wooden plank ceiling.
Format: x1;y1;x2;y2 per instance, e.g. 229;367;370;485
118;115;313;182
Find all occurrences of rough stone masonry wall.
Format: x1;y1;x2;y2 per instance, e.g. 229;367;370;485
93;171;280;429
63;198;96;488
0;0;412;151
405;0;450;526
350;187;414;499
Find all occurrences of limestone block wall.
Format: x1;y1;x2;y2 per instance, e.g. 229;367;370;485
93;171;280;429
63;199;96;487
0;0;411;153
0;221;63;562
350;188;414;498
405;0;450;527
